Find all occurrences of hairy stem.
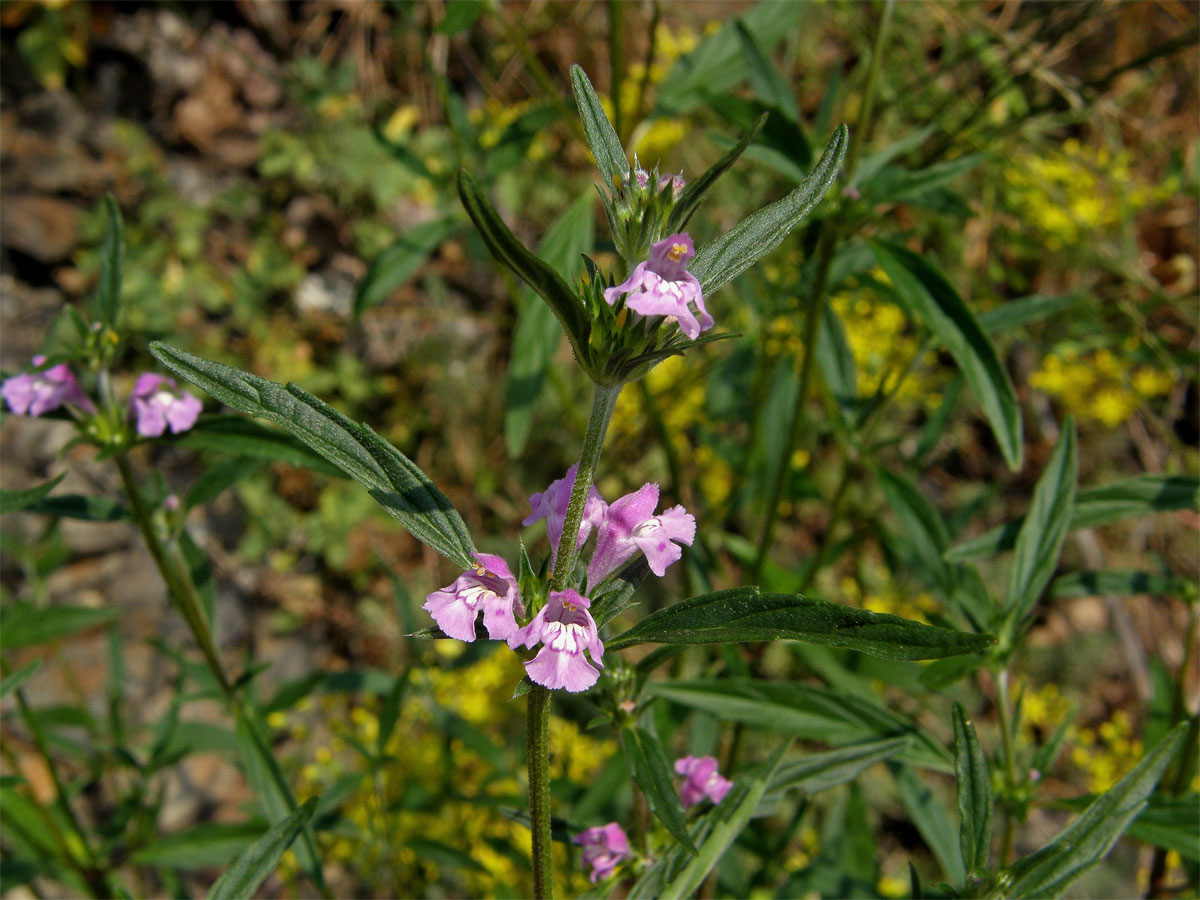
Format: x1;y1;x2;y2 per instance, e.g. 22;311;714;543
528;684;554;899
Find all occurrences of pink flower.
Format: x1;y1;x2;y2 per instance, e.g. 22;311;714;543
573;822;631;883
586;483;695;585
508;589;604;692
603;233;712;339
2;356;94;417
658;172;685;198
523;464;608;559
130;373;203;437
423;553;522;643
675;755;732;808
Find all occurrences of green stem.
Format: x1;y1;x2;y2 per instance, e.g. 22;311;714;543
995;668;1021;865
550;383;622;591
527;684;554;899
750;227;837;585
843;0;895;183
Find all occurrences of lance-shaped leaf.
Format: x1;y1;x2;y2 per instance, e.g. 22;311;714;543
870;239;1023;470
623;727;696;853
0;661;41;698
0;474;65;514
1050;570;1188;600
590;556;651;630
666;112;768;233
757;736;911;815
457;170;591;370
354;217;459;317
570;65;628;188
205;797;317;900
894;763;965;885
149;343;476;569
93;195;124;328
606;586;994;661
175;416;345;477
1001;723;1187;899
953;703;992;878
946;474;1200;562
691;124;848;294
1004;418;1077;627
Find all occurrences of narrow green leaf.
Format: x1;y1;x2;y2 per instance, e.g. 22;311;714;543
874;466;954;593
1050;570;1187;600
1004;419;1078;625
978;292;1083;334
1122;793;1200;861
233;708;326;893
569;65;627;188
0;474;65;514
354;218;458;317
666;112;767;233
691;124;848;295
93;194;124;327
184;457;264;510
861;154;988;206
652;741;790;900
435;0;485;35
646;678;952;772
757;737;911;815
149;343;476;569
1;603;119;649
894;763;966;886
131;821;266;869
734;20;796;116
15;494;127;522
607;587;995;661
456;170;591;367
1002;723;1187;899
175;416;346;477
0;660;41;698
948;475;1200;561
623;727;696;853
953;703;992;878
870;240;1023;469
206;798;317;900
816;301;858;423
590;556;650;630
505;189;595;457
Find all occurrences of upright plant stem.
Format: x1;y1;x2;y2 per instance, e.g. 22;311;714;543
995;667;1021;865
527;382;621;899
748;0;894;586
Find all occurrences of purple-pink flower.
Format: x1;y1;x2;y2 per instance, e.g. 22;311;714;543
523;464;608;558
423;553;522;643
2;356;94;417
573;822;631;883
130;373;203;437
508;589;604;692
587;483;695;585
675;755;732;808
658;172;685;198
603;233;712;340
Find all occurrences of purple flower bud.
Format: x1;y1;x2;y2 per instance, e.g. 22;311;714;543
130;373;203;437
586;483;695;585
523;464;608;558
658;172;685;198
573;822;631;883
603;233;713;340
675;755;732;807
2;356;94;417
508;589;604;692
423;553;522;643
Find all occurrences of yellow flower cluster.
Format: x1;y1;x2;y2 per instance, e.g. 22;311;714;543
1030;346;1176;428
275;648;616;896
1017;681;1072;737
599;22;720;160
608;356;736;508
1004;139;1177;250
1070;709;1144;794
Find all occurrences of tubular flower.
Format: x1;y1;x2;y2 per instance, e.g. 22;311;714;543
573;822;632;883
603;233;712;339
2;356;94;417
508;589;604;692
423;553;522;643
675;755;732;808
523;464;608;558
130;373;203;437
587;483;695;585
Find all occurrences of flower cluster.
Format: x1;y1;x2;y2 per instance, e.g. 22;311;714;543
604;233;712;341
423;468;695;693
2;357;202;438
573;754;731;882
